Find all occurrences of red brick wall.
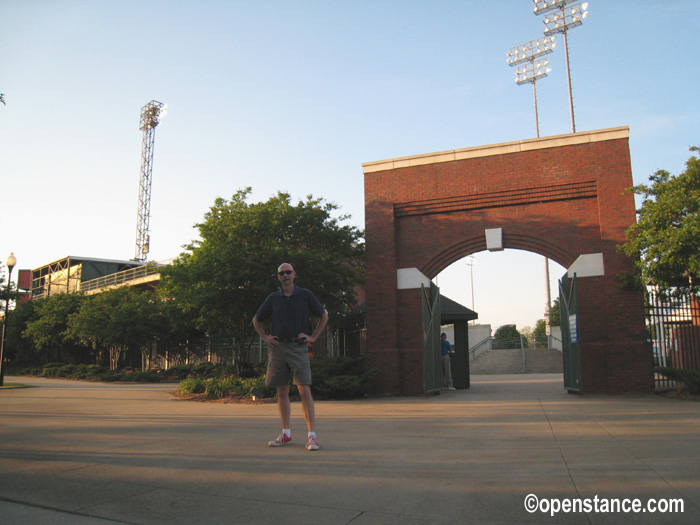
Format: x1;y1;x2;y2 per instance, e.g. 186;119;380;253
365;129;653;395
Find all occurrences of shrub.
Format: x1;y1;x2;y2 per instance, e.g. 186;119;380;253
98;370;126;382
166;364;195;381
178;377;206;394
656;367;700;395
41;363;64;377
238;362;259;378
220;376;245;396
205;378;231;399
192;362;218;378
310;356;377;400
86;365;107;376
129;370;161;382
316;375;368;400
240;376;275;398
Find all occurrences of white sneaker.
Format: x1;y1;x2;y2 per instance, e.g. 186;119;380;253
268;433;292;447
306;435;320;451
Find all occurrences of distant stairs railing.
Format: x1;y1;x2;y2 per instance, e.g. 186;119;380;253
80;263;162;293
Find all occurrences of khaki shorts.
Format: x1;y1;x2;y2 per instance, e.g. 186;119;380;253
265;342;312;387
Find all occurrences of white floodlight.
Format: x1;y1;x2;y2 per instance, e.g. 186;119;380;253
543;2;589;35
507;36;556;67
507;35;555;138
532;0;576;16
515;59;551;85
533;1;590;133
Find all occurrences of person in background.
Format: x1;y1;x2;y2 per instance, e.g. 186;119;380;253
441;332;456;391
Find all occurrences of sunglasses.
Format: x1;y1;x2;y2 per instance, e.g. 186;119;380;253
278;270;294;276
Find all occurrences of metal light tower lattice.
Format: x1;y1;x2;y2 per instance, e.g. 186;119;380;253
533;0;589;133
134;100;166;262
507;36;556;137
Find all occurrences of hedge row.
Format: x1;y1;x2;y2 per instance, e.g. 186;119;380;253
9;356;377;400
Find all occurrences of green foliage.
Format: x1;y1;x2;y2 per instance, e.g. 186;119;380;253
204;378;225;398
128;370;162;382
493;324;523;348
619;147;700;294
204;377;245;399
655;367;700;395
177;374;270;399
310;356;377;399
191;362;219;378
152;298;204;365
11;356;377;400
166;364;197;381
179;377;206;394
68;287;161;355
5;298;39;363
494;324;520;340
0;261;22;315
158;188;365;369
239;375;271;395
549;297;561;327
24;293;87;363
533;319;547;340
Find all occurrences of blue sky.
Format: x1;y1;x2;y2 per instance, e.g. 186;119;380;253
2;1;698;331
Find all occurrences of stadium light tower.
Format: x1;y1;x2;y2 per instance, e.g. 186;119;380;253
507;33;558;340
507;36;556;137
533;1;589;133
134;100;166;262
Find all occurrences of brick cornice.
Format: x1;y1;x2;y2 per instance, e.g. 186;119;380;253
362;126;629;174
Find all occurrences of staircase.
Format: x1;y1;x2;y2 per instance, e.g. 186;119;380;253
470;347;563;374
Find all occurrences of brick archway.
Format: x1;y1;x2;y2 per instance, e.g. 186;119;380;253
421;233;576;279
363;127;653;395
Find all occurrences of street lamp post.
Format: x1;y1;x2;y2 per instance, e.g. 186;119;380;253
0;252;17;386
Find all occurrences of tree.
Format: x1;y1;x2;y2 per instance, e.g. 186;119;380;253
68;287;161;370
533;318;547;341
159;188;365;369
493;324;523;349
0;261;20;319
549;297;561;327
6;299;39;364
619;147;700;294
153;298;205;366
24;293;87;363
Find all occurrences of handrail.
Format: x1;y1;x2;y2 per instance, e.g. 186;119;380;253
469;334;563;362
469;336;494;361
80;263;161;293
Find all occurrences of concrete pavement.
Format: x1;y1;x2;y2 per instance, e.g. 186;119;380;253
1;374;699;524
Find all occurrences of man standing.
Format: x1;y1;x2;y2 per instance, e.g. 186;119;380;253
253;263;329;451
441;332;456;391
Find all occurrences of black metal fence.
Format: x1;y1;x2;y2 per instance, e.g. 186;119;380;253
645;289;700;390
148;323;368;370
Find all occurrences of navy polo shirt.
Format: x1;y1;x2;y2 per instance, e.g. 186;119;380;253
255;286;326;338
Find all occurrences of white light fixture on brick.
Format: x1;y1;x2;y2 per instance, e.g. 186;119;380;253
485;228;504;252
